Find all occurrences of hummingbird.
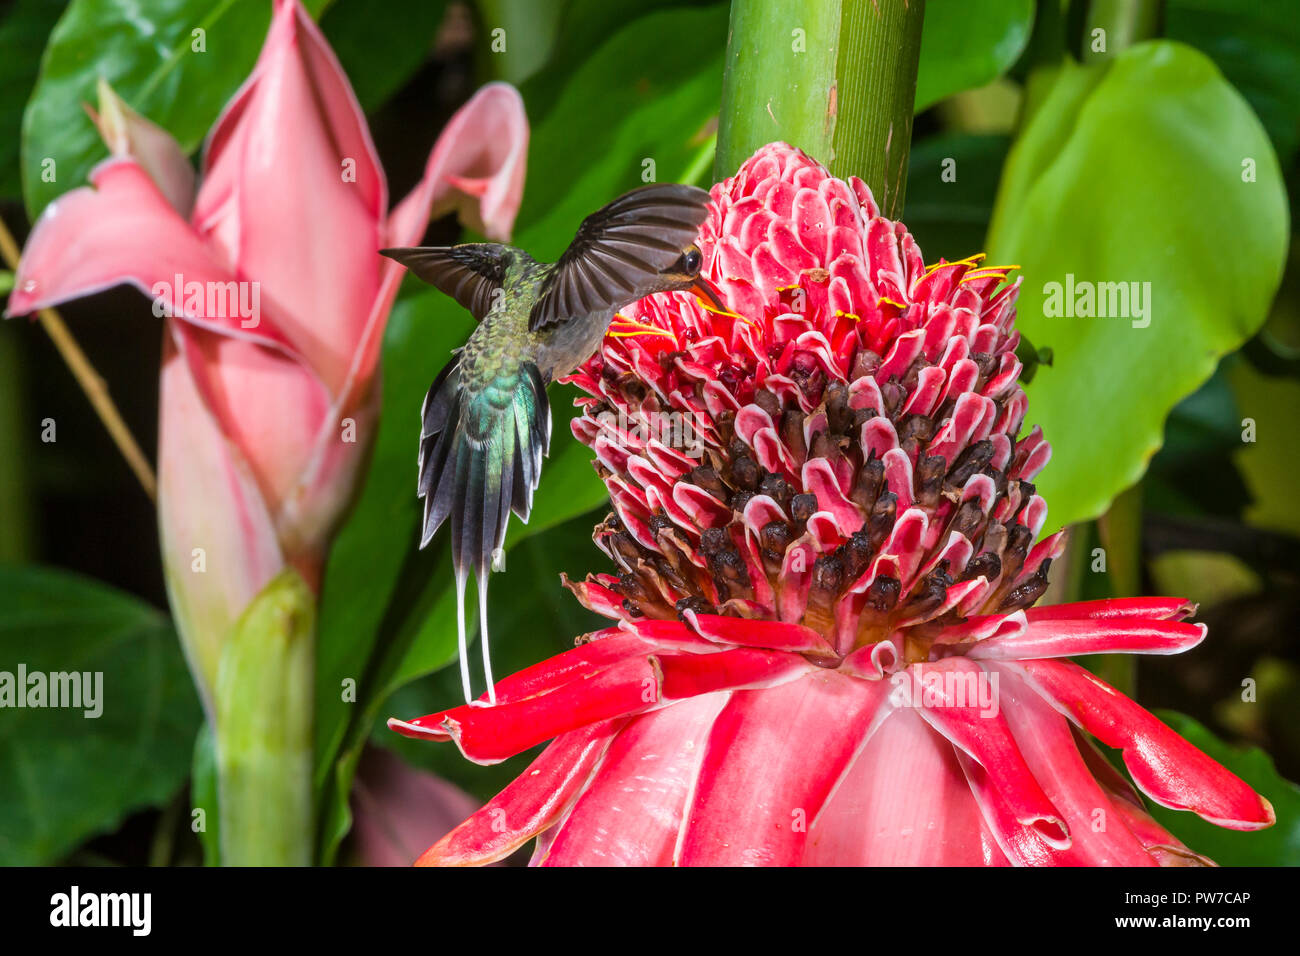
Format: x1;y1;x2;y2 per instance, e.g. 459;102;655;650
380;183;721;706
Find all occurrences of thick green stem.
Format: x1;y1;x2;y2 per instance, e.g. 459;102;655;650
215;570;316;866
714;0;925;216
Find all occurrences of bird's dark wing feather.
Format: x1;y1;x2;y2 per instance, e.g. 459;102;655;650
417;355;550;578
529;183;711;332
380;244;511;321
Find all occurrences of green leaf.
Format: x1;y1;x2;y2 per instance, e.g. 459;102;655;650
477;0;567;87
0;565;201;865
1148;711;1300;866
20;0;330;219
986;43;1289;532
915;0;1035;111
0;0;65;200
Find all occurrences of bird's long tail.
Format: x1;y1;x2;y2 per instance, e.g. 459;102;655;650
417;355;550;705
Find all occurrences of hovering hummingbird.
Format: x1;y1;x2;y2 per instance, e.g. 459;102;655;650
381;183;721;706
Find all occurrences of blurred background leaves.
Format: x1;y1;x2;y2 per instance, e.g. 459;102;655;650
1;0;1298;866
0;565;199;865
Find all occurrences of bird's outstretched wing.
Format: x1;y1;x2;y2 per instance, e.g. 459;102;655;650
529;183;712;332
380;244;511;321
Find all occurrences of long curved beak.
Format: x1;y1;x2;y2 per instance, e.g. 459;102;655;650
687;275;727;312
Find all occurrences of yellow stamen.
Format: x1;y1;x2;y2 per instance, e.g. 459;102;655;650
693;294;745;320
608;314;677;340
921;252;986;276
877;296;907;309
959;264;1020;285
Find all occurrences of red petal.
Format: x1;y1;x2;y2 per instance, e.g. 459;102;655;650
537;695;729;866
911;658;1069;848
481;631;660;704
388;654;661;764
416;721;623;866
989;664;1160;865
677;673;887;865
806;705;1007;865
1017;659;1275;829
683;610;837;660
658;646;813;699
1024;597;1198;623
7;160;291;353
966;617;1207;660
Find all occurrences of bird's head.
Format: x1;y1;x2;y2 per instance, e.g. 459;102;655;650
655;242;726;312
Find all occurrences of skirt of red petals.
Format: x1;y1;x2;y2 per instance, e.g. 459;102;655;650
390;598;1273;866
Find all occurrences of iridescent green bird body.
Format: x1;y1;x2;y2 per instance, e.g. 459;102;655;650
381;183;718;704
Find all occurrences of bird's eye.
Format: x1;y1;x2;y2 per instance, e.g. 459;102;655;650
681;247;702;275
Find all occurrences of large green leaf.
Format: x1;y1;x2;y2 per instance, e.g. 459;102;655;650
915;0;1034;112
20;0;330;219
311;2;728;861
1148;711;1300;866
986;42;1288;532
0;565;201;865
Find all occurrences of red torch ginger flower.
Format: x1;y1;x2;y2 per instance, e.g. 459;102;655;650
389;143;1274;866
